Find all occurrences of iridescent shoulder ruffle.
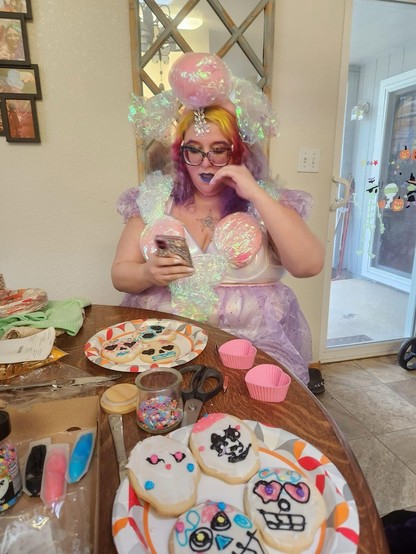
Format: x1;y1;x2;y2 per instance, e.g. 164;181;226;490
116;187;141;223
256;178;313;220
136;171;174;225
278;188;313;220
116;171;174;224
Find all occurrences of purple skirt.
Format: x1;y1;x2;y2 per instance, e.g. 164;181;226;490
121;282;311;385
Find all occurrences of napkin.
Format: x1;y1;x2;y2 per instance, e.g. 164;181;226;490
0;297;91;338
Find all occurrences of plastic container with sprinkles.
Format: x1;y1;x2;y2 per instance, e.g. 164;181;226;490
135;368;183;433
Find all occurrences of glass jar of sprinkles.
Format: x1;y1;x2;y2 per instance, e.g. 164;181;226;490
0;411;22;513
135;368;183;434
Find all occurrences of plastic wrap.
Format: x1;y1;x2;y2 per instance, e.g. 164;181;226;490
0;487;92;554
0;362;115;410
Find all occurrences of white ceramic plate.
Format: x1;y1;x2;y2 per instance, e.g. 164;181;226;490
84;318;208;373
112;421;359;553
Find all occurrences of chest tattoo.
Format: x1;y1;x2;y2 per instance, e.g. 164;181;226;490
197;211;220;232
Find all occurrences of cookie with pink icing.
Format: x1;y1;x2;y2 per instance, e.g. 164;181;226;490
126;435;200;517
189;413;259;484
169;500;269;554
244;467;326;553
100;333;142;364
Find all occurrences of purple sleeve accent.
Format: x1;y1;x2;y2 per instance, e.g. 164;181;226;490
116;187;141;223
278;188;313;220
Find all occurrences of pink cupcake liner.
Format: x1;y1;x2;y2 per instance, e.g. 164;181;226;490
218;339;257;370
245;364;291;402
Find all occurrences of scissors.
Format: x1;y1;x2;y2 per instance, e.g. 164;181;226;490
179;364;224;427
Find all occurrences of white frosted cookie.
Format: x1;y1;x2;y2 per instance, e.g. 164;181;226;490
169;500;269;554
139;324;177;342
189;413;259;484
244;467;326;553
100;333;142;364
138;339;180;364
126;435;200;517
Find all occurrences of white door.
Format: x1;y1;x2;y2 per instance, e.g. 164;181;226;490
320;0;416;363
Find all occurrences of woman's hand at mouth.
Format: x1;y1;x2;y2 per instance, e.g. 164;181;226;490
210;165;260;202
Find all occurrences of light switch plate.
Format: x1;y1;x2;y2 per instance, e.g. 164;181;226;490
298;147;320;173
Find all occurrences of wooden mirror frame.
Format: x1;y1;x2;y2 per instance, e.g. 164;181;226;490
129;0;276;179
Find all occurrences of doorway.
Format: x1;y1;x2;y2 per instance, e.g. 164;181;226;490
323;0;416;360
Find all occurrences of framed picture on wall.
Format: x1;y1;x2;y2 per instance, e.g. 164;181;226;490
0;64;41;97
0;100;4;135
1;95;40;142
0;14;30;65
0;1;32;19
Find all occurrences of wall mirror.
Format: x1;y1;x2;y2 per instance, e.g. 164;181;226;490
129;0;276;177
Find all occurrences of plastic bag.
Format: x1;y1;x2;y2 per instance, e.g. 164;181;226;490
0;347;67;381
0;362;115;410
0;487;91;554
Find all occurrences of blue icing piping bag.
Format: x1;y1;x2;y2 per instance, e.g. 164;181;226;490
67;429;96;484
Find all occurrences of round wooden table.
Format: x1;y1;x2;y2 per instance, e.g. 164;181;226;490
57;305;389;554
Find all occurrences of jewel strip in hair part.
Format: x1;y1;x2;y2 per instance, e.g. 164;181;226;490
193;107;210;137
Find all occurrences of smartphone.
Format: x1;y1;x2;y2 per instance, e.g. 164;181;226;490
155;235;193;268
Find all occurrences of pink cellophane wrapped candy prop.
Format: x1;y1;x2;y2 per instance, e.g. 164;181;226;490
214;213;262;268
168;52;232;109
127;52;278;146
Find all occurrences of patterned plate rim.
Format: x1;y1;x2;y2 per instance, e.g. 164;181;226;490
84;318;208;373
111;420;359;554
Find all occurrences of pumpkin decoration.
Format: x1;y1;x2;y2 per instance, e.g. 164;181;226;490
400;146;411;160
378;198;386;209
391;196;404;212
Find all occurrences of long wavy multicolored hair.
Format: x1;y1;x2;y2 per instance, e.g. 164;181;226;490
171;106;269;217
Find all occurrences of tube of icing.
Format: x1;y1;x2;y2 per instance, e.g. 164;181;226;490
67;428;96;484
40;443;69;507
23;440;50;497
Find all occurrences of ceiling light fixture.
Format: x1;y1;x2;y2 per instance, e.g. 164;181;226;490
178;16;203;31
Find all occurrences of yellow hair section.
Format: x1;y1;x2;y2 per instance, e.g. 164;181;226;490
176;107;237;142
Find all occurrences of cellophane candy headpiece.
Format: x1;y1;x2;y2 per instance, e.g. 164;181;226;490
128;52;278;145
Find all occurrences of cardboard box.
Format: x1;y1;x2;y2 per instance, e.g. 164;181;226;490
0;396;99;553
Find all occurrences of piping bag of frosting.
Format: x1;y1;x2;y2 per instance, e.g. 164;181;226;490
24;443;48;497
67;428;96;484
40;443;69;507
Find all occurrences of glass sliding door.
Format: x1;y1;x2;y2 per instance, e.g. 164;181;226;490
362;82;416;296
323;0;416;360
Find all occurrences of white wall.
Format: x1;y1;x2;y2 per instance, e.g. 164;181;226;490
271;0;346;359
0;0;348;361
0;0;136;305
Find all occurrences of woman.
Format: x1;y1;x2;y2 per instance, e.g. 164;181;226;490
0;22;24;61
112;53;324;388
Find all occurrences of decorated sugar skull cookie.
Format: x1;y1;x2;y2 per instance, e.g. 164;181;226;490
244;467;326;553
189;413;259;484
169;500;268;554
139;339;180;364
100;333;142;364
139;324;177;342
126;435;200;517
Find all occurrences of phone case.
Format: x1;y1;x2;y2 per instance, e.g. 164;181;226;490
155;235;193;267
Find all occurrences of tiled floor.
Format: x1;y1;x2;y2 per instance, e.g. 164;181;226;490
319;355;416;516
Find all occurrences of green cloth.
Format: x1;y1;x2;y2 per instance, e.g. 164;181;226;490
0;297;91;338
